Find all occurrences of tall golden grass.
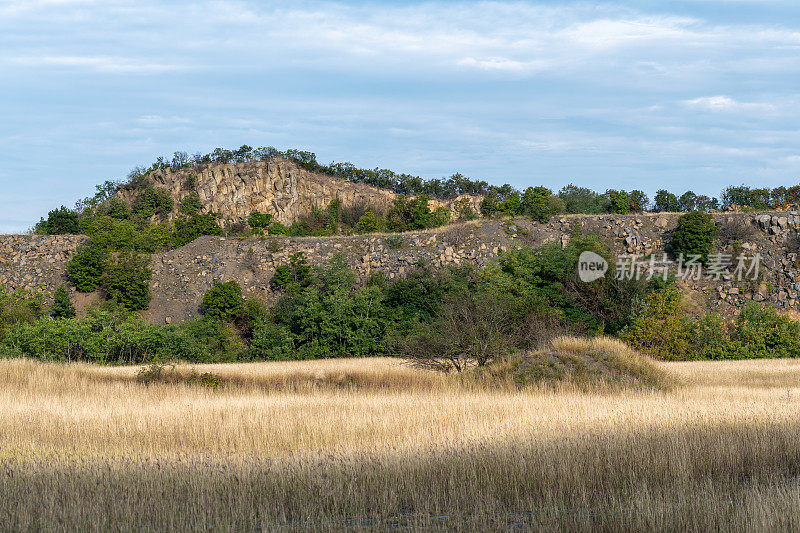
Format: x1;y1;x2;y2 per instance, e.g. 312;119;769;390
3;338;800;530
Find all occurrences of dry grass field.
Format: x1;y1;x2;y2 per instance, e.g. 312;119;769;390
3;338;800;530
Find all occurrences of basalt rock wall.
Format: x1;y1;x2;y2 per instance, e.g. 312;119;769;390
118;159;483;226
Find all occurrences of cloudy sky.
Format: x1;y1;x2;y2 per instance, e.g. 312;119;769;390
2;0;799;232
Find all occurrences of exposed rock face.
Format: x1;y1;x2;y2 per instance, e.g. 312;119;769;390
121;159;482;226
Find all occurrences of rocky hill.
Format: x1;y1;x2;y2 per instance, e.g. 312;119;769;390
117;158;482;226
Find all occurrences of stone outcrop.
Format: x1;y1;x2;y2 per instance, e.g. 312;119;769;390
120;159;482;226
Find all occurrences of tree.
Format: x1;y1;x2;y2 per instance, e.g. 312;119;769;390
50;285;76;319
356;211;381;233
66;242;110;292
667;211;719;263
679;191;698;212
101;250;152;310
399;289;518;372
558;184;605;214
653;190;680;212
36;206;80;235
605;190;630;214
521;186;562;222
202;281;244;320
179;192;202;216
247;211;273;229
628;190;649;213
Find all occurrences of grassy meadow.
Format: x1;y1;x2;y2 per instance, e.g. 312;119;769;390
3;339;800;530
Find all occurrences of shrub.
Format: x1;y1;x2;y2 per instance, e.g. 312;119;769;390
521;186;562;222
247;211;273;229
718;218;758;243
101;197;131;220
620;286;696;360
399;289;519;372
667;211;719;263
0;286;44;340
732;303;800;358
132;185;174;220
101;251;152;310
202;281;244;320
171;213;222;247
385;235;405;249
267;222;288;235
36;206;81;235
50;285;76;319
355;211;381;233
453;198;477;221
67;242;110;292
271;252;311;291
179;192;202;215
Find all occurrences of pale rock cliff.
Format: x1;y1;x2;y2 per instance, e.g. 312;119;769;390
121;159;482;226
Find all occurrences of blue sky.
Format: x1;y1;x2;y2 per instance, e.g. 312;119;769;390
2;0;799;232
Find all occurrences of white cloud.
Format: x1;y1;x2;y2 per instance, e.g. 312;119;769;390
8;55;180;74
683;96;777;113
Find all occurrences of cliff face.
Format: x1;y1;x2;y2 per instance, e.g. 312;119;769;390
121;159;482;226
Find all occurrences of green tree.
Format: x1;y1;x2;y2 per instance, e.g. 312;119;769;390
629;190;649;213
101;251;152;310
654;190;680;212
179;192;202;215
679;191;698;212
202;281;244;320
355;211;381;233
667;211;719;263
66;242;110;292
521;186;561;223
36;206;80;235
247;211;273;229
606;190;630;214
50;285;76;319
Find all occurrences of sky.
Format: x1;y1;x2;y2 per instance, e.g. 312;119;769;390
1;0;799;233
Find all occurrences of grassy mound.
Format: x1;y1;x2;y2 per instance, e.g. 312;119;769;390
481;336;675;391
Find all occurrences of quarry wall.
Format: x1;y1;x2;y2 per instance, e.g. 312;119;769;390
1;212;798;324
119;159;483;226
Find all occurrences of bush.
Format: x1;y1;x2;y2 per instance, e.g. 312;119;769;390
67;242;110;292
132;185;174;220
0;286;44;340
667;211;719;263
732;303;800;358
620;286;696;360
271;253;311;291
171;213;222;247
521;186;563;222
50;285;76;319
399;289;519;372
179;192;202;215
36;206;81;235
247;211;272;229
355;211;381;233
267;222;288;235
202;281;244;320
453;198;477;221
101;251;152;310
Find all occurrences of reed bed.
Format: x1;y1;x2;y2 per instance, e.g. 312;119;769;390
2;343;800;530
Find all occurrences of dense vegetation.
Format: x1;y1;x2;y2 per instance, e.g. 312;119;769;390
6;223;799;365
